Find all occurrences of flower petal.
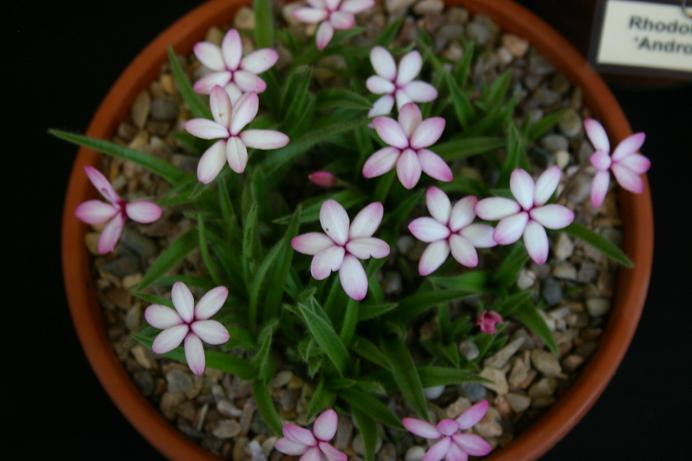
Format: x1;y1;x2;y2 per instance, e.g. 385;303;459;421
449;196;477;232
456;400;488;429
184;333;206;376
284;424;317;446
313;409;338;441
194;286;229;320
419;149;453;182
209;85;232;127
275;438;308;456
426;186;451;224
366;75;395;94
185;119;228;139
362;146;400;178
316;21;335;50
193;42;225;71
584;118;610;152
373;116;408;149
418;240;450;276
370;46;397;81
341;0;375;13
411;117;445;149
396;88;413;109
612;164;644;193
226;136;249;173
423;437;452;461
318;442;347;461
590;170;610;208
125;201;162;224
197;140;227;183
460;224;496;248
475;197;520;221
311;246;345;280
240;129;290;150
530;204;574;229
84;166;119;204
612;132;646;161
172;281;195;322
221;28;242;70
292;232;335;255
339;255;369;300
191;320;230;345
193;71;232;94
396;50;422;85
396;148;422;189
224;82;243;104
493;211;529;245
152;324;188;354
402;417;441;439
241;48;279;74
350;202;384;238
330;11;355;29
403;81;438;102
523;220;549;264
320;199;350;245
590;150;611;171
230;92;259;134
300;447;322;461
398;102;422;137
533;165;562;206
234;70;267;93
450;234;478;267
368;94;395;117
75;200;118;225
144;304;182;329
445;442;469;461
293;7;328;23
346;237;390;259
409;217;450;242
452;433;492;457
618;153;650;174
97;213;125;254
510;168;535;210
325;0;340;10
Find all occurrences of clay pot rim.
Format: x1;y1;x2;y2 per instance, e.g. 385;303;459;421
61;0;653;460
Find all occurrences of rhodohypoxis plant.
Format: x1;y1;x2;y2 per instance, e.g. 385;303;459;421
52;1;649;459
293;0;375;50
75;166;162;253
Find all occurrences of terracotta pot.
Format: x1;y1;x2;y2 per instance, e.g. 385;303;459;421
61;0;653;459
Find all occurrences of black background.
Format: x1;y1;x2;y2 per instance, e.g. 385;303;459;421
7;1;691;459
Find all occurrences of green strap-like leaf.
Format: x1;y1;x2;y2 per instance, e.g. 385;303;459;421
352;407;378;461
264;207;302;320
252;381;283;435
136;230;198;290
357;303;398;321
494;242;530;288
339;299;359;345
167;47;212;119
527;109;566;142
306;378;335;420
339;385;402;428
350;336;390;369
394;288;483;324
253;0;274;48
434;137;505;161
249;241;281;330
428;270;488;291
49;129;186;185
197;215;223;285
512;302;558;354
564;223;633;267
297;302;350;375
381;337;429;419
418;366;482;387
242;203;259;283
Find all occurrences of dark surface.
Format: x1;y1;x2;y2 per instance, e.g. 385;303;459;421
8;1;691;459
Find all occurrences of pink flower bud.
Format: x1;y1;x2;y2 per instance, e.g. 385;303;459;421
308;171;338;188
477;310;503;334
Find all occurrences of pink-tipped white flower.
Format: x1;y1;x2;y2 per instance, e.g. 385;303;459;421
144;283;230;376
477;310;503;334
363;103;451;189
75;166;162;254
275;409;347;461
476;167;574;265
185;86;289;182
293;0;374;50
192;28;279;100
409;187;496;276
291;200;390;301
308;171;339;188
367;46;438;117
403;401;493;461
584;118;651;208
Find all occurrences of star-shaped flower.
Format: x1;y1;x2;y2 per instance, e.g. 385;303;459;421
477;310;503;334
475;167;574;264
409;187;496;275
584;118;651;208
293;0;374;50
363;103;451;189
275;409;347;461
184;86;289;182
